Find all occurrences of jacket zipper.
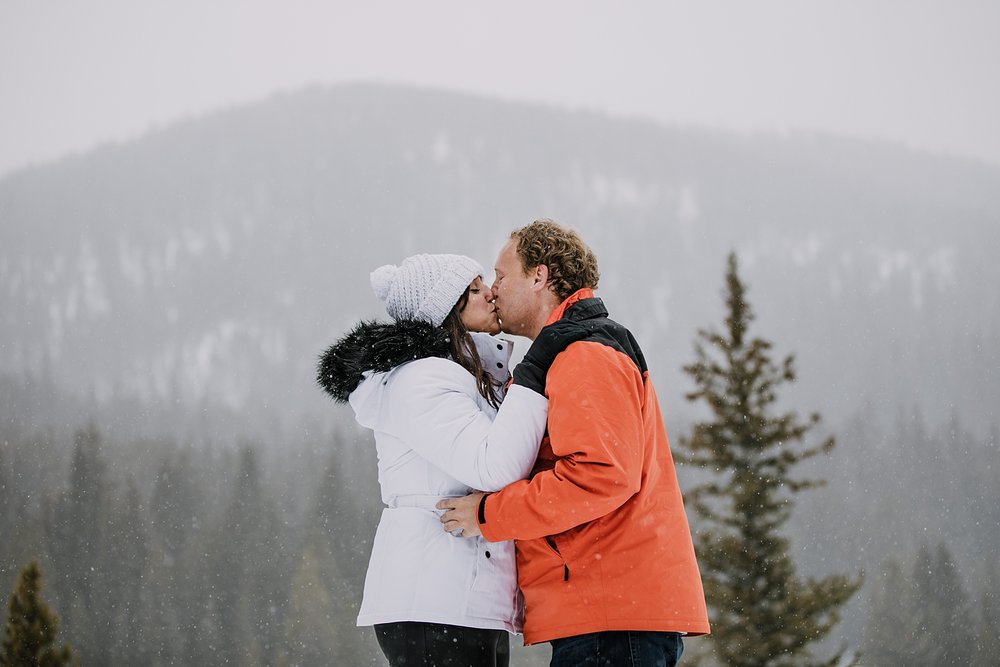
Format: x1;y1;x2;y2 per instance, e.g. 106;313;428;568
545;536;570;581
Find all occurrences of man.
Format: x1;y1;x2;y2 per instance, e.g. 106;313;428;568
438;219;710;666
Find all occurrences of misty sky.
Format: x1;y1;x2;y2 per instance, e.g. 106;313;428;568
2;0;999;177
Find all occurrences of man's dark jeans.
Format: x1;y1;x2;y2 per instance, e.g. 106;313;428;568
550;630;684;667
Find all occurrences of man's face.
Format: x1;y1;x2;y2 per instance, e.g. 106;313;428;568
491;240;536;337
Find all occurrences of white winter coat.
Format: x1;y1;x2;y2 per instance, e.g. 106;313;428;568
349;333;548;633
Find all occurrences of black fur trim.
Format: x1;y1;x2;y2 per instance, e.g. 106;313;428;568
316;319;452;402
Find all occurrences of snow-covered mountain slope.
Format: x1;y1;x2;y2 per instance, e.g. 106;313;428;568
2;82;998;435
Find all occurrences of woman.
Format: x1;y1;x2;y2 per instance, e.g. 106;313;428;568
317;253;570;666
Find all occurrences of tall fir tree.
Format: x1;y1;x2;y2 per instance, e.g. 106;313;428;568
105;478;150;666
147;447;204;664
284;447;382;665
1;561;77;667
862;558;917;664
867;543;982;665
42;422;110;664
972;555;1000;667
150;447;205;561
973;589;1000;667
0;446;10;554
283;545;344;666
911;543;974;665
677;252;862;667
210;445;289;666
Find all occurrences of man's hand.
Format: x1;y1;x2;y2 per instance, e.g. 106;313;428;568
437;493;485;538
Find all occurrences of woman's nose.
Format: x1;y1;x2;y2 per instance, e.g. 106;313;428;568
483;285;496;301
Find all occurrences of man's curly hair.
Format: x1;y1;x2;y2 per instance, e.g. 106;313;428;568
510;219;600;301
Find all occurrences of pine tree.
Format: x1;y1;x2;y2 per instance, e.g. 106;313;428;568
911;543;974;665
283;545;343;666
147;447;204;664
43;422;110;664
210;445;288;665
1;560;77;667
865;543;980;665
0;447;10;553
284;447;382;665
106;479;150;666
862;558;917;664
972;555;1000;666
150;447;201;561
973;589;1000;667
677;253;862;667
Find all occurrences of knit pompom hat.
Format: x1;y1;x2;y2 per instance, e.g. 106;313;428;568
370;253;485;326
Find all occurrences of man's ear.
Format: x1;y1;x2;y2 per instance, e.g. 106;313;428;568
530;264;550;292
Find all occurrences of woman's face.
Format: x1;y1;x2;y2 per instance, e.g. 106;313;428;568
459;276;501;334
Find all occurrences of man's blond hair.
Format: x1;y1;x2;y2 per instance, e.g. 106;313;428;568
510;219;600;301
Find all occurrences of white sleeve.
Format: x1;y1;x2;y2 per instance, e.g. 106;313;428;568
378;358;548;492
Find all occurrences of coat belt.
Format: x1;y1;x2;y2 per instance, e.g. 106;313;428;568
386;493;462;511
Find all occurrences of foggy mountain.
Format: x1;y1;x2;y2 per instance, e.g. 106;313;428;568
2;82;998;441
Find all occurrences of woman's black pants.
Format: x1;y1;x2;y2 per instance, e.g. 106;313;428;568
374;621;510;667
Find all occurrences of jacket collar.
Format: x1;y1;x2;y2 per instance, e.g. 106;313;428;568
544;288;607;326
317;319;451;403
470;332;514;384
317;320;513;404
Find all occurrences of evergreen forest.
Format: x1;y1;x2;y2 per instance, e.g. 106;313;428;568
2;263;997;664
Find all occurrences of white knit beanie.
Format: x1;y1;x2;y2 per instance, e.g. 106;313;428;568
370;253;485;326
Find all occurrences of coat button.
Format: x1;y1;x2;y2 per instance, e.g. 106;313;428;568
496;362;503;368
485;551;491;559
497;344;503;350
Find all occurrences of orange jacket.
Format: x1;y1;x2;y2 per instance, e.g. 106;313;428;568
479;289;710;645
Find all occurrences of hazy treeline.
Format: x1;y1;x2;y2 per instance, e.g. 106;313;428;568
2;389;997;665
1;413;386;665
786;406;1000;664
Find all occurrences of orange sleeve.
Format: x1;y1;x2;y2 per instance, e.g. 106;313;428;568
480;341;646;542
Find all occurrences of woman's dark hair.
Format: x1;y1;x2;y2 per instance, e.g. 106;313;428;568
441;287;503;410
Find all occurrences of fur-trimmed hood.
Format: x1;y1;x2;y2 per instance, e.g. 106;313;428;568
316;319;451;403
